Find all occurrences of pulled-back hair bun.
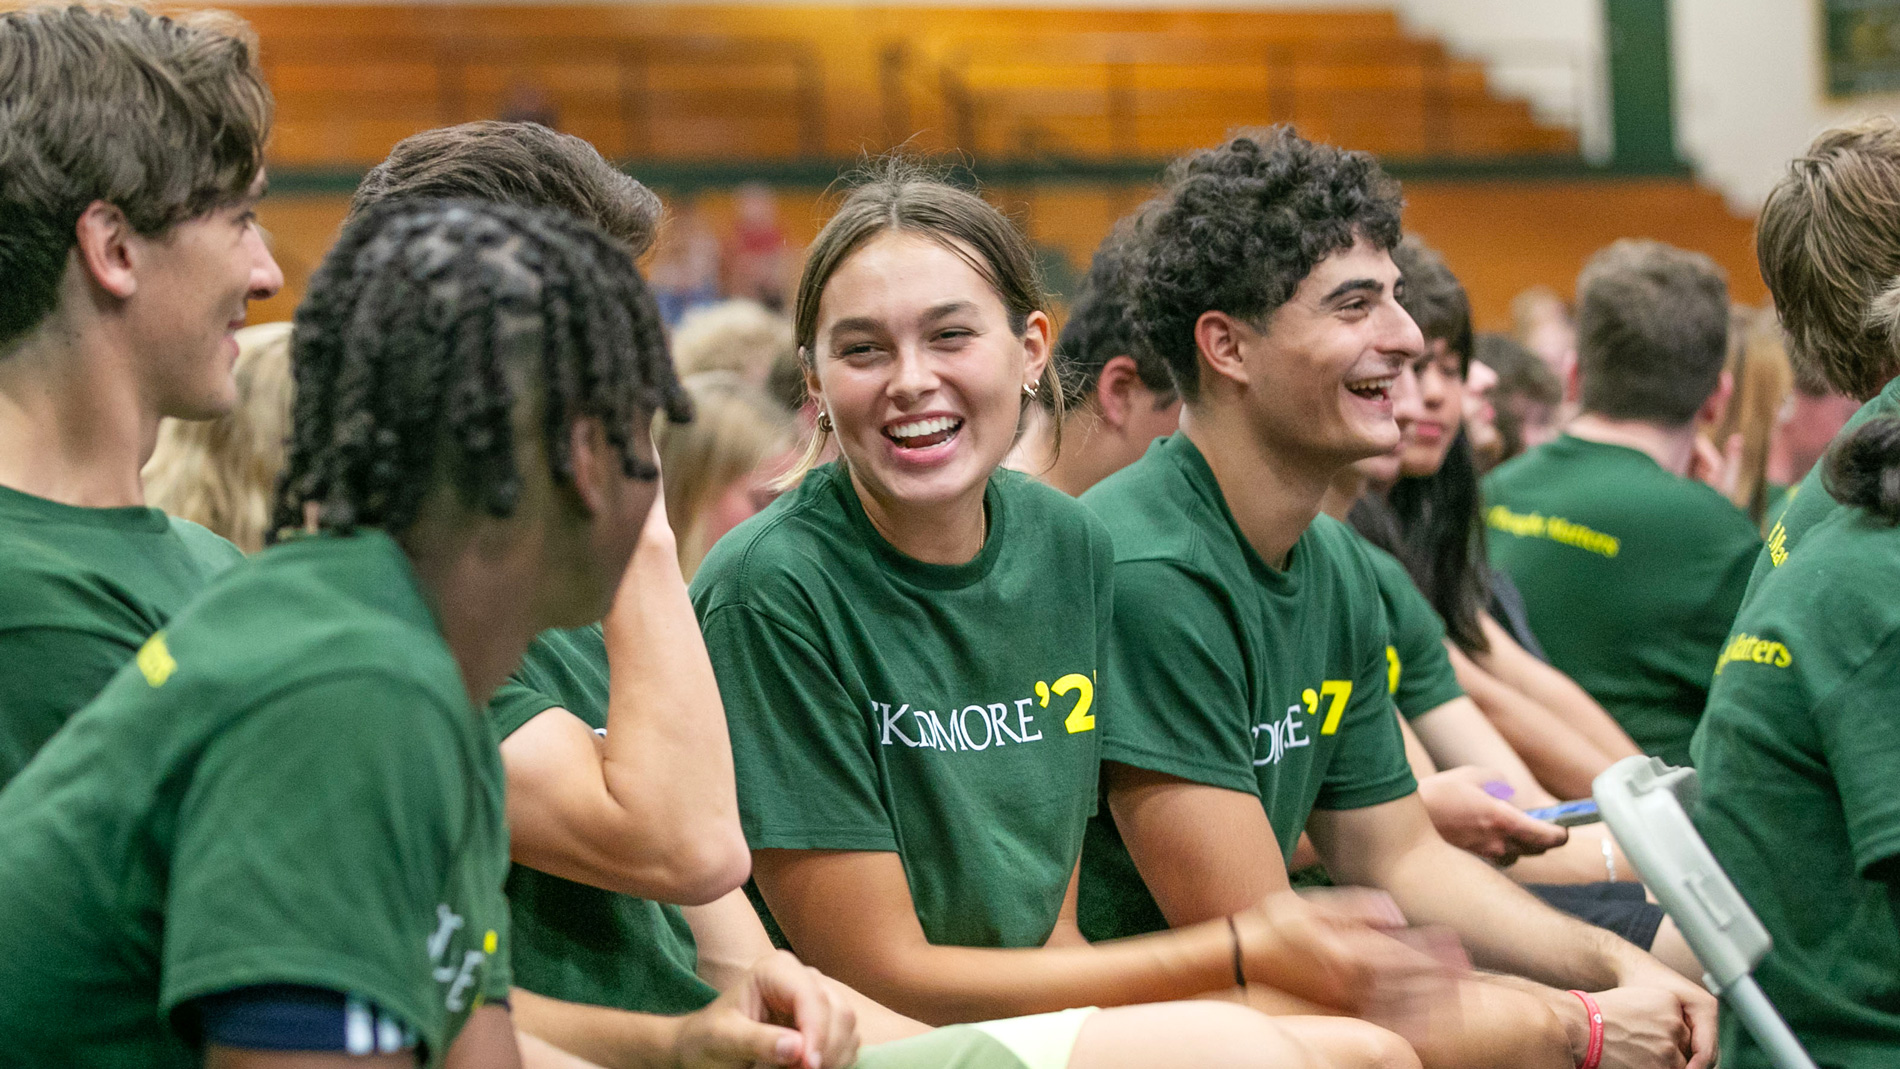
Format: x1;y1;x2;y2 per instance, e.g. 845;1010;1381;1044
1824;414;1900;524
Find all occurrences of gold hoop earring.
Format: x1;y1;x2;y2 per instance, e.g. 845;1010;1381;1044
817;411;834;434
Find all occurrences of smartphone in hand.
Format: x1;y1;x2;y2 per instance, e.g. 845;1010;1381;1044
1524;799;1602;827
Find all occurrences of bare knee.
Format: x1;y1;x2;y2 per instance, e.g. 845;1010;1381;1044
1277;1016;1421;1069
1412;983;1568;1069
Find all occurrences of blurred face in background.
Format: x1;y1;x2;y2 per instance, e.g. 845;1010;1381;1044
1463;359;1501;467
1353;357;1426;489
701;444;797;549
1397;336;1466;477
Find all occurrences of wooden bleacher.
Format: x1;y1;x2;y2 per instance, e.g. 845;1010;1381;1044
228;5;1763;333
239;5;1578;167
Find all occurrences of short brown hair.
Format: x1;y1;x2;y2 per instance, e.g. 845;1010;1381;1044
0;3;271;348
1575;239;1729;425
349;121;662;256
1757;119;1900;400
780;158;1059;484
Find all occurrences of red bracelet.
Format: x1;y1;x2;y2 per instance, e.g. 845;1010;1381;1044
1567;990;1605;1069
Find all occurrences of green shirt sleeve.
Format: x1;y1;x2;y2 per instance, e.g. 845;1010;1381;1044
159;673;481;1050
0;624;142;782
703;603;897;852
1099;559;1257;794
1816;629;1900;879
1374;554;1465;721
1315;635;1419;812
488;679;564;743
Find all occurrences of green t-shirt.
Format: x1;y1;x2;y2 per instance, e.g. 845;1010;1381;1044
1361;538;1465;720
488;624;721;1016
1691;505;1900;1068
1483;434;1760;766
0;483;244;784
1748;375;1900;608
0;531;510;1067
1075;435;1416;942
692;462;1110;950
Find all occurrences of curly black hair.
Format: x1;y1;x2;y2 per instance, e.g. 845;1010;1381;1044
1049;224;1176;412
1130;127;1403;401
273;198;691;540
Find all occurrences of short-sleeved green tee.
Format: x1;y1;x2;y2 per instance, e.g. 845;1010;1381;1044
0;531;510;1067
1360;538;1465;721
1747;375;1900;608
692;462;1110;950
1691;505;1900;1068
488;624;720;1015
1075;435;1416;942
0;483;244;784
1483;435;1760;766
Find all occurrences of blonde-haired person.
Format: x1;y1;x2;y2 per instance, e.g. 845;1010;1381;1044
673;298;799;389
1700;307;1792;528
143;320;294;554
655;371;799;578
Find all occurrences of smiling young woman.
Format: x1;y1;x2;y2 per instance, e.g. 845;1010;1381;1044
687;161;1440;1069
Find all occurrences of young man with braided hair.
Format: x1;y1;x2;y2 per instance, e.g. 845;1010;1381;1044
0;199;864;1069
0;3;282;786
1076;128;1717;1069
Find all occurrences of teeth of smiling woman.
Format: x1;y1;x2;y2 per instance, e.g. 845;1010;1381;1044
1345;376;1395;398
887;416;961;439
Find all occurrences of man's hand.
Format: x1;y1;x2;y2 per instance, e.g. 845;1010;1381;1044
1687;432;1743;498
1232;888;1462;1037
1586;985;1698;1069
671;951;859;1069
1418;766;1568;865
1607;951;1717;1069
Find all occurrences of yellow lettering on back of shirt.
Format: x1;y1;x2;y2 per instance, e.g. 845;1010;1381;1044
1385;647;1401;695
1714;632;1793;675
1486;506;1620;559
137;632;176;688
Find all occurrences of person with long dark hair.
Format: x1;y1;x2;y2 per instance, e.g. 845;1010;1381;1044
1362;241;1642;802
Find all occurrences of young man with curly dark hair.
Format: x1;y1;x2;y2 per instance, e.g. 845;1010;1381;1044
0;3;282;786
1075;127;1718;1069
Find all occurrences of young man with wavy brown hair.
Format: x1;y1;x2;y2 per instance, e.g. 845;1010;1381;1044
0;3;283;784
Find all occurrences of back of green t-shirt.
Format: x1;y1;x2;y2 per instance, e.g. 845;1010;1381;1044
1692;505;1900;1068
0;532;509;1068
693;464;1110;950
1076;435;1416;942
1746;375;1900;610
0;484;244;784
488;624;720;1015
1484;435;1759;766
